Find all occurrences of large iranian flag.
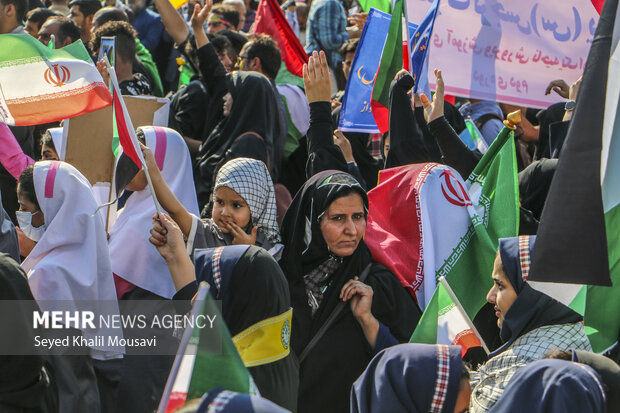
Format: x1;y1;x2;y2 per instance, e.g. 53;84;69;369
0;34;111;126
366;120;519;313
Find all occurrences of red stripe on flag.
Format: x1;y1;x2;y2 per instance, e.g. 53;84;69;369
591;0;604;14
453;329;482;357
253;0;308;77
113;90;142;168
7;83;111;126
370;100;389;134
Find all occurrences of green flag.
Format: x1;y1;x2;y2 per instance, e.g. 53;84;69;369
441;123;520;317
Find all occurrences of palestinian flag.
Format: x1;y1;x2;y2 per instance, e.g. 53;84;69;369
158;284;255;413
366;118;519;311
411;277;487;356
370;0;404;134
253;0;308;79
0;34;111;126
105;59;146;197
528;0;619;352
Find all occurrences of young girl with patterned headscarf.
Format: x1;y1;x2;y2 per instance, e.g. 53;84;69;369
147;155;283;258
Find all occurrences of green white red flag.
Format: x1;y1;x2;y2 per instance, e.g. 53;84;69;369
158;284;255;413
0;34;111;126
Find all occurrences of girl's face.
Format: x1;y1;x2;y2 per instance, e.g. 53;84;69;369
16;184;45;228
125;170;148;192
41;144;59;161
212;186;251;233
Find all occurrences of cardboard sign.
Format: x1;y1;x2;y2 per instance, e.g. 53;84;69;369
63;95;169;185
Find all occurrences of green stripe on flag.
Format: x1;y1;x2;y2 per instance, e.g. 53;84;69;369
186;294;253;399
444;126;519;318
358;0;391;13
0;34;92;64
371;0;403;110
410;281;440;344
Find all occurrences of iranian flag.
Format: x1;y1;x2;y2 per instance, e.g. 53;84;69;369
0;34;111;126
411;277;488;356
158;284;255;413
528;0;619;352
370;0;404;134
366;117;519;312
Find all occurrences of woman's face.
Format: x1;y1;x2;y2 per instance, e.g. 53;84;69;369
41;144;59;161
212;186;251;233
222;92;234;117
16;184;45;228
486;254;518;328
319;193;366;257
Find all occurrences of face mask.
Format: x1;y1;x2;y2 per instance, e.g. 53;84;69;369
16;210;46;242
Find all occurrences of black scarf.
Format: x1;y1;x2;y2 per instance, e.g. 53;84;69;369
0;253;56;412
194;245;298;411
195;71;279;208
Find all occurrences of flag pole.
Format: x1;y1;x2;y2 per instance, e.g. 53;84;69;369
439;276;490;354
104;56;162;216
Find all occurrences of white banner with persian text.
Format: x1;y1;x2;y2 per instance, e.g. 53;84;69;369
406;0;599;108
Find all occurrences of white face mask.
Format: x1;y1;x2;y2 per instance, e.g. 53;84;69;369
16;210;46;242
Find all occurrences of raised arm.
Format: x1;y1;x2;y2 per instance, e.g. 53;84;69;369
303;51;348;178
140;143;193;238
153;0;189;44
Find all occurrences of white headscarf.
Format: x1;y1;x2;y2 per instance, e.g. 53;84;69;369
214;157;281;245
21;161;124;359
109;127;199;299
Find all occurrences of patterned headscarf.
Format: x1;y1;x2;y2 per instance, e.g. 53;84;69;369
214;158;281;245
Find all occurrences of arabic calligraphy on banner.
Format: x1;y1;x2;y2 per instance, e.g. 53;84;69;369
406;0;599;108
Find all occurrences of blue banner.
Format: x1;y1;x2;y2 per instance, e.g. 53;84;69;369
339;9;418;133
409;0;440;97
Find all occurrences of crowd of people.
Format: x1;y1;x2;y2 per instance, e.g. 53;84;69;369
0;0;618;411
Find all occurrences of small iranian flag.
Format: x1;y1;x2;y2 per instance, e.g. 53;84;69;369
158;284;255;413
0;34;111;126
411;277;488;356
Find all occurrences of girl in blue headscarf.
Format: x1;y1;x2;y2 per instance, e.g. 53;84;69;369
488;359;606;413
351;343;471;413
470;235;591;412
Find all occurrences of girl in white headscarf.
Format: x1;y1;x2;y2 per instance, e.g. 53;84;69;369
147;156;283;259
17;161;124;413
109;126;199;300
107;126;200;413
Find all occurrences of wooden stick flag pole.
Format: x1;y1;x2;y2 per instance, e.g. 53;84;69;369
103;56;162;216
439;276;490;354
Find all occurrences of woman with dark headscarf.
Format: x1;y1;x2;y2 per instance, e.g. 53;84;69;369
151;216;297;411
470;235;591;412
0;253;57;413
192;245;298;411
351;343;471;413
488;359;606;413
279;169;421;413
195;70;280;210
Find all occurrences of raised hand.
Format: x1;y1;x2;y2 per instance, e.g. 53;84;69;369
544;79;570;98
149;212;186;263
303;51;332;103
190;0;212;30
416;68;444;123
